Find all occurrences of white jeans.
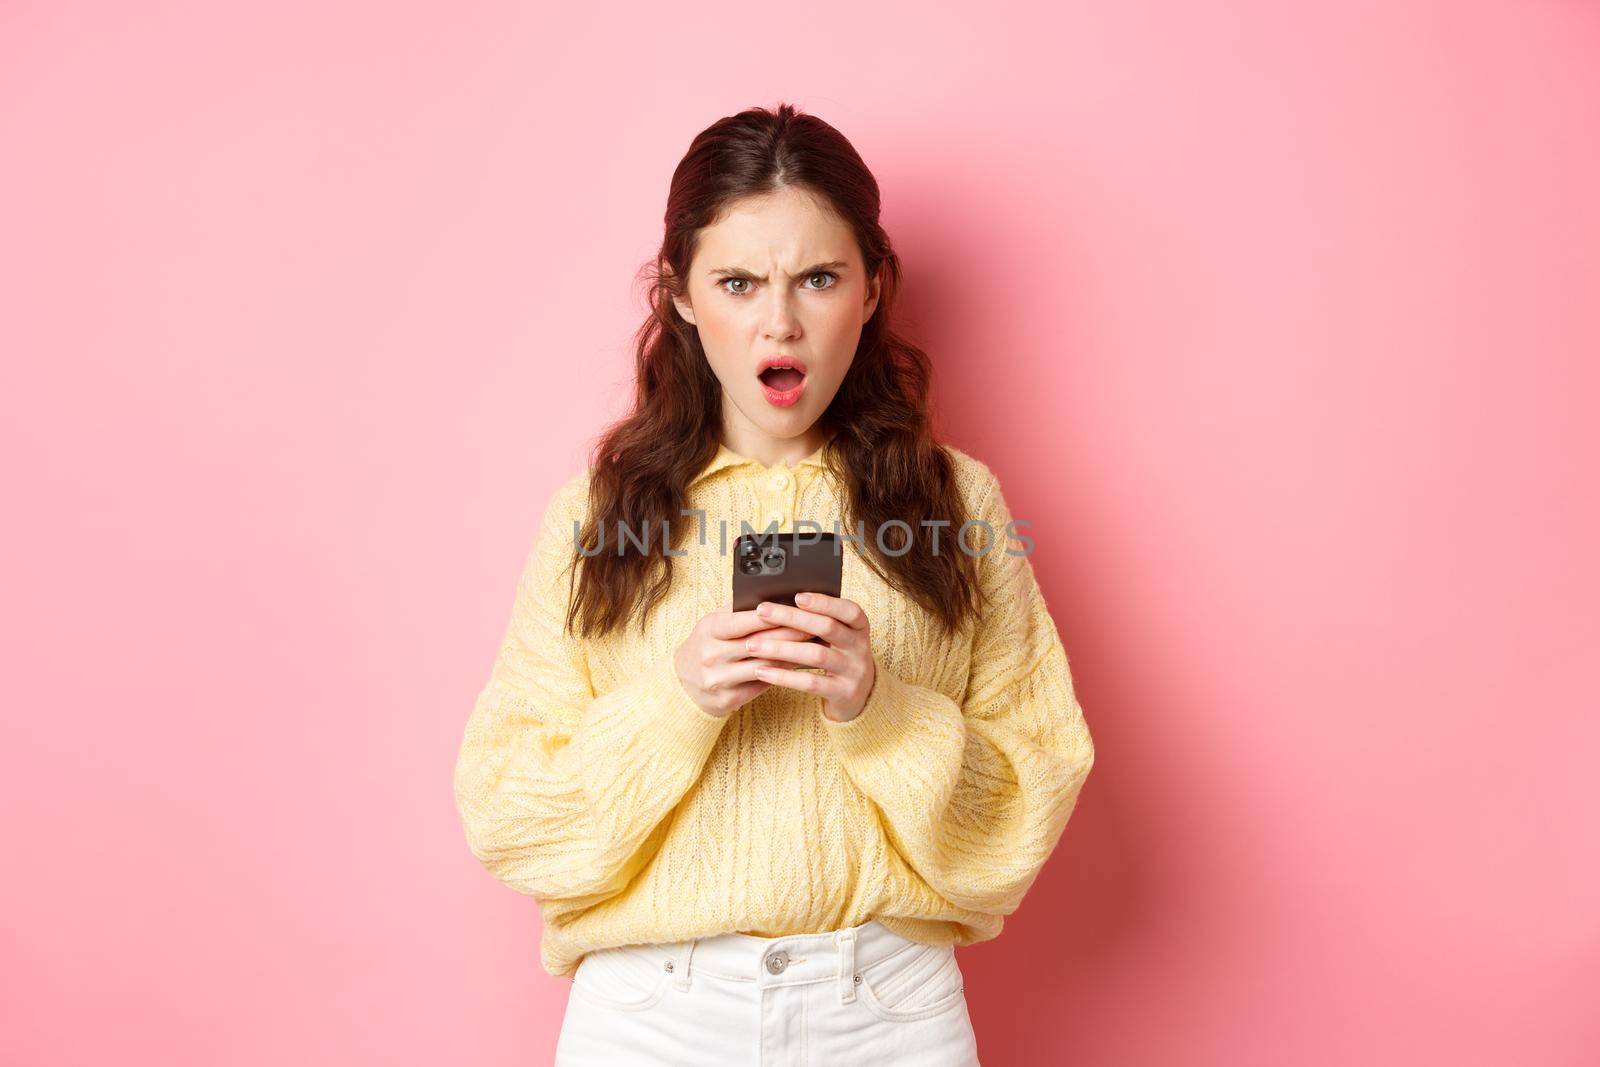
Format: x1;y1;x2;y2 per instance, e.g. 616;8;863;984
553;918;982;1066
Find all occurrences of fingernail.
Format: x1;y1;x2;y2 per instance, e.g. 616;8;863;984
758;603;773;616
745;640;758;652
796;593;811;605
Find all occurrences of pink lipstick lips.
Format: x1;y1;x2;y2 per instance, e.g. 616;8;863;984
757;355;808;407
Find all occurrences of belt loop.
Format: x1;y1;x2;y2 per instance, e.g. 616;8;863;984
671;937;697;992
835;927;858;1004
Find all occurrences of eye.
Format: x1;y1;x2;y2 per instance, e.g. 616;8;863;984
717;273;839;296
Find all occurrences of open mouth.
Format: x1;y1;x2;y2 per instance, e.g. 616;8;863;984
758;366;806;391
757;357;808;406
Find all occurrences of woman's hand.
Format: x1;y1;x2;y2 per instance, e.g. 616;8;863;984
673;603;813;718
744;592;876;723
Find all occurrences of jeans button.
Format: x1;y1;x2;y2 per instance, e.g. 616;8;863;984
764;950;789;974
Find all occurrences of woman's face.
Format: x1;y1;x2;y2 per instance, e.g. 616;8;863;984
673;185;880;450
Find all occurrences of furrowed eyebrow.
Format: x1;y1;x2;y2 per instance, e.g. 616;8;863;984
706;261;849;281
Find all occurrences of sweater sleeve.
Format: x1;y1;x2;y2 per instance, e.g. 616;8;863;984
452;475;729;915
820;465;1095;916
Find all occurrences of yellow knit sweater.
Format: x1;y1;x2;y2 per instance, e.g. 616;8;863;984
453;440;1095;978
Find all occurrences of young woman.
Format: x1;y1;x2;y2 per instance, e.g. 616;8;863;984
453;103;1095;1066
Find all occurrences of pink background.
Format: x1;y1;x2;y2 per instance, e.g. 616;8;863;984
3;2;1597;1064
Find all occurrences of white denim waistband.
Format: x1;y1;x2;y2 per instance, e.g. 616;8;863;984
629;919;929;1002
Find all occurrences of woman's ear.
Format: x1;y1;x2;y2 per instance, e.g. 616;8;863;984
863;263;883;322
663;263;697;326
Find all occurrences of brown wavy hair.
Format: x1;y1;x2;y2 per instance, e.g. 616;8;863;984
565;102;986;641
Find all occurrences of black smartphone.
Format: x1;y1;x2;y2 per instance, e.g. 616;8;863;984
732;531;843;644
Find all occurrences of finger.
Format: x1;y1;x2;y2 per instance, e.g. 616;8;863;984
743;635;835;670
710;608;802;640
754;624;810;643
710;658;789;690
714;626;808;664
752;601;845;644
751;662;845;698
791;592;868;630
720;639;806;671
719;633;810;661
